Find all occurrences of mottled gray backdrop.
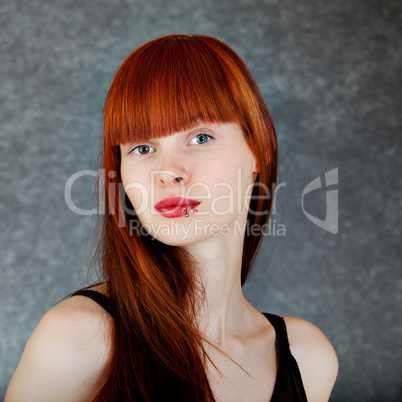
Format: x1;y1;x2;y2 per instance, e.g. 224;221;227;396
1;0;401;400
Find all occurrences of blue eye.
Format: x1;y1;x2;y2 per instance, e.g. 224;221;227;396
190;133;214;145
131;145;155;155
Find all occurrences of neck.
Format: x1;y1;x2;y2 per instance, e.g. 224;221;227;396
184;234;252;349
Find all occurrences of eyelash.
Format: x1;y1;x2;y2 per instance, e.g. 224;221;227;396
129;133;214;156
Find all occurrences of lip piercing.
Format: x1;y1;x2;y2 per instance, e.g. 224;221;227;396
185;208;198;217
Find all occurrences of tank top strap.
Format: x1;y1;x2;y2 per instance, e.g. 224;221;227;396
71;289;114;316
262;312;291;355
262;312;308;401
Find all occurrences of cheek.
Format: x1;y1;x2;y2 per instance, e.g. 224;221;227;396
121;168;151;214
206;161;253;214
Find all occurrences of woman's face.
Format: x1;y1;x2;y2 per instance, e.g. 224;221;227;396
119;122;259;246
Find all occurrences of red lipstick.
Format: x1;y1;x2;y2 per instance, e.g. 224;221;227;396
154;197;200;218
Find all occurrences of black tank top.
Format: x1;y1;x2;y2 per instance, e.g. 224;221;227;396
71;289;307;401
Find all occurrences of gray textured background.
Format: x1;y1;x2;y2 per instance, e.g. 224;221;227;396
1;0;401;400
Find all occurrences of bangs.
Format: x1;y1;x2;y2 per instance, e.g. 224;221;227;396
104;35;247;146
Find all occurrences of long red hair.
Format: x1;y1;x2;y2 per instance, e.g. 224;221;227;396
89;34;278;401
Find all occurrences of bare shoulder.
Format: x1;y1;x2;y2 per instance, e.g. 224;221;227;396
283;316;338;402
5;288;112;402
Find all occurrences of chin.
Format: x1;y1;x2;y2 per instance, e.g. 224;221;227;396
150;233;205;247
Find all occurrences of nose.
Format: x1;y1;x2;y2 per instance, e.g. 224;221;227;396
154;171;186;186
153;156;188;188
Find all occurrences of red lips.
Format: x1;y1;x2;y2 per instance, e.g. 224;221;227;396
155;197;200;218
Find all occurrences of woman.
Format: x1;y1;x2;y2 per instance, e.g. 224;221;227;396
6;34;338;401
